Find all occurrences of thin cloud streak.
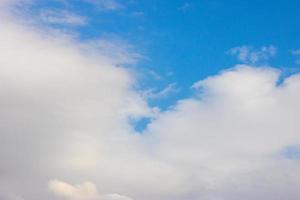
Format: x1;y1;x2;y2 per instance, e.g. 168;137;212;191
39;9;88;26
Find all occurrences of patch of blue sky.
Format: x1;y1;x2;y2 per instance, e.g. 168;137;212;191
282;146;300;160
132;117;152;133
22;0;300;113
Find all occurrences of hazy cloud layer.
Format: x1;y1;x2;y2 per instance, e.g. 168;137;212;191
1;1;300;200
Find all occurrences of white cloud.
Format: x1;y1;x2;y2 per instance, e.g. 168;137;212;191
0;6;154;200
143;83;180;99
39;9;87;26
144;65;300;199
49;180;133;200
227;45;277;64
1;1;300;200
49;180;98;199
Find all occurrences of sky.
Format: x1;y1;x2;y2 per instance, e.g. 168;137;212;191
0;0;300;200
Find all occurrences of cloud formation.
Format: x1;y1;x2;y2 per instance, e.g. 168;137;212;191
142;83;180;99
1;1;300;200
0;5;152;200
227;45;277;64
49;180;133;200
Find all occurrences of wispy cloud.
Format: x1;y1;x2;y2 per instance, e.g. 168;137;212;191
85;0;123;11
227;45;277;64
82;36;142;65
178;2;191;11
143;83;180;99
39;9;87;26
291;49;300;64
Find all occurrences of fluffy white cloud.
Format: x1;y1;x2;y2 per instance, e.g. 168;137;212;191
1;2;300;200
227;45;277;64
143;66;300;199
0;6;153;200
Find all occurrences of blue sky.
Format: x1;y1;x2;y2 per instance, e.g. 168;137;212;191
26;0;300;110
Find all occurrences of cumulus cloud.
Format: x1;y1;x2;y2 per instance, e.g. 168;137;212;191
227;45;277;64
1;1;300;200
0;5;153;200
144;65;300;199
